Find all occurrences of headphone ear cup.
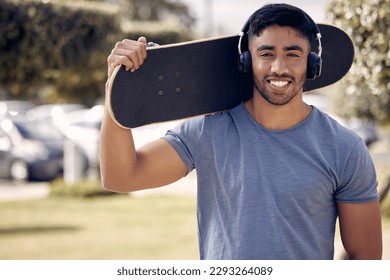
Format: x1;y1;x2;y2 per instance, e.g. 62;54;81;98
239;51;252;74
307;52;322;80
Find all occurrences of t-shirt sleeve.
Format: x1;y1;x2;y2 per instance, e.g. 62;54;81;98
334;138;379;203
162;116;205;173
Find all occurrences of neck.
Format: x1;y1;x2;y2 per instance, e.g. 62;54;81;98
244;91;312;131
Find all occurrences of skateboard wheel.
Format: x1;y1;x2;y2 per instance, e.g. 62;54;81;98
147;42;160;47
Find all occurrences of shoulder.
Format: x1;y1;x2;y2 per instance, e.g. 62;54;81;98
311;108;378;202
203;103;247;126
173;103;243;127
312;107;361;143
167;103;247;144
308;107;369;165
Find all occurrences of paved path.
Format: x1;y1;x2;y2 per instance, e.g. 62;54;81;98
0;180;50;201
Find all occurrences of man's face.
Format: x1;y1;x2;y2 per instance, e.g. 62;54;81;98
249;25;310;106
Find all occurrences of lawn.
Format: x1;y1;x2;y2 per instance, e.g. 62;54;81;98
0;195;198;260
1;191;389;260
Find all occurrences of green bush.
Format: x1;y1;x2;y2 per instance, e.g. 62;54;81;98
49;179;123;198
0;0;196;105
327;0;390;124
382;197;390;219
0;0;121;104
1;0;195;105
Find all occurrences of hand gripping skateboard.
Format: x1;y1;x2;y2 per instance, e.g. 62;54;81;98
107;24;354;128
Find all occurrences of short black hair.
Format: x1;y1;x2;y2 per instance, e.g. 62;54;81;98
248;3;316;45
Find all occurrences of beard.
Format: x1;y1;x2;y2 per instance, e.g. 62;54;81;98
253;74;305;106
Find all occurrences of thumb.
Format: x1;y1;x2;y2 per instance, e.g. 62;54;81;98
138;36;147;44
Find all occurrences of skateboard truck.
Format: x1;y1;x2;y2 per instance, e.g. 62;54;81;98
147;42;160;48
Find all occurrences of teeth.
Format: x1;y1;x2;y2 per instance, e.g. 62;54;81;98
270;80;289;87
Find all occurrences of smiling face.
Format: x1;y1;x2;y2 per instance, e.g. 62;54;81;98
249;25;310;106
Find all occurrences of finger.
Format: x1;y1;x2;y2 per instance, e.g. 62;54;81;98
127;50;141;72
107;38;147;75
120;39;147;72
109;41;138;71
136;37;147;61
137;36;148;62
109;41;134;66
107;52;134;78
138;36;147;44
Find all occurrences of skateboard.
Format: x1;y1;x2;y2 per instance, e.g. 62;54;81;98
108;24;354;128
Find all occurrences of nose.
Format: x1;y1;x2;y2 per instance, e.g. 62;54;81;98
270;56;288;75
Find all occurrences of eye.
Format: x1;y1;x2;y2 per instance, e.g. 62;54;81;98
259;52;273;57
287;52;300;58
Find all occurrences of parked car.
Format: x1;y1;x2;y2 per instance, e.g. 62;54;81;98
14;117;65;165
0;100;34;118
60;105;103;168
0;118;63;181
26;103;86;128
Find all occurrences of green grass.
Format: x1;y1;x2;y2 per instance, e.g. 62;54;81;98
0;195;198;260
381;198;390;224
1;191;389;260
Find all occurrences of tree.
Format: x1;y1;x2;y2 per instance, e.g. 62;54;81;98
326;0;390;124
0;0;195;105
0;0;121;105
123;0;195;26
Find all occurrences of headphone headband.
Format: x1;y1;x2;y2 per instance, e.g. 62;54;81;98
238;10;322;56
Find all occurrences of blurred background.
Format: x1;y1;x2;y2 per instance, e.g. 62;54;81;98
0;0;389;260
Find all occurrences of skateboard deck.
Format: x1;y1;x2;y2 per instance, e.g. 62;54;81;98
108;24;354;128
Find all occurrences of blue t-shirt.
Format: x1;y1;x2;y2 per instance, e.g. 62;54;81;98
163;103;378;260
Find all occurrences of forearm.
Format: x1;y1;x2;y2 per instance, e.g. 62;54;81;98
99;82;138;192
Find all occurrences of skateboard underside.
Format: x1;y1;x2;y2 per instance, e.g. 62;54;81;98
109;25;354;128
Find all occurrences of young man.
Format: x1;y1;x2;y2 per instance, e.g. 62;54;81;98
100;4;382;259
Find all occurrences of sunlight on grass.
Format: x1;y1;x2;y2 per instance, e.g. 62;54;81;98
0;196;198;260
1;190;389;260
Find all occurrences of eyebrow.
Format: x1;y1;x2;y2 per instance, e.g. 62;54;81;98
257;45;274;51
285;45;305;52
256;45;305;52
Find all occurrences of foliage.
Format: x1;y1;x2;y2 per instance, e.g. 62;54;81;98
49;178;121;198
326;0;390;124
383;196;390;219
0;0;121;105
0;0;195;105
123;0;196;27
123;21;195;45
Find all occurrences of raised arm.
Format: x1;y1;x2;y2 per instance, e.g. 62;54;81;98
99;37;188;193
337;200;382;259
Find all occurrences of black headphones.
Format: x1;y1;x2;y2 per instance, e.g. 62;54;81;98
238;11;323;80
